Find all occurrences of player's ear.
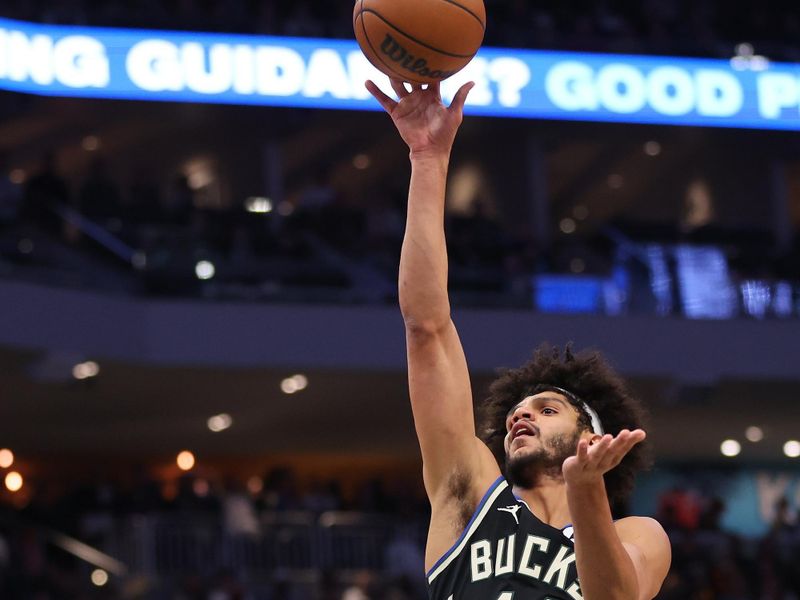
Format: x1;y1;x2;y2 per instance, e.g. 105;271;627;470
586;432;603;445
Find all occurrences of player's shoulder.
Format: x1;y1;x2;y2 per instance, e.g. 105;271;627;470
614;515;670;547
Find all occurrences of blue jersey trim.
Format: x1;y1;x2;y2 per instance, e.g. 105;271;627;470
425;474;506;578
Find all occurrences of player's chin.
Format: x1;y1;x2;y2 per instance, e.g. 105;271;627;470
512;435;538;448
509;439;537;456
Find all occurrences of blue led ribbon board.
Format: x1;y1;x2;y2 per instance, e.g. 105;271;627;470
2;16;800;130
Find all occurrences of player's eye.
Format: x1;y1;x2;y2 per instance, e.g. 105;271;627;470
541;407;557;415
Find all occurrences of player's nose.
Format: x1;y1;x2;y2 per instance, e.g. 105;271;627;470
511;405;533;422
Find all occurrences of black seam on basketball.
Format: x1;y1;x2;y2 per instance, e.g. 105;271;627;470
357;10;410;81
438;0;485;31
361;9;475;58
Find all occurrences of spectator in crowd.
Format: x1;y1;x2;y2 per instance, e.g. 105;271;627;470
760;496;800;600
221;479;260;537
384;525;426;600
260;467;301;511
340;570;374;600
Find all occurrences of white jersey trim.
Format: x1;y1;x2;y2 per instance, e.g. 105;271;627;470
427;476;509;584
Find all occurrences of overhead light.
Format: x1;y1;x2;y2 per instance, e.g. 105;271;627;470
245;196;273;213
720;439;741;457
292;374;308;390
644;141;661;156
184;158;214;190
195;260;215;280
281;374;309;394
176;451;195;471
745;426;763;443
207;413;233;432
72;361;100;380
91;569;108;587
4;471;23;492
784;440;800;458
559;218;576;234
0;448;13;468
569;258;585;274
730;43;769;71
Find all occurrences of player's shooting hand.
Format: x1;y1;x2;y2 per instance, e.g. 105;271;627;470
365;78;474;158
562;429;646;488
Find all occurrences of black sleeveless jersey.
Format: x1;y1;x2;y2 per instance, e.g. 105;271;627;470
427;476;583;600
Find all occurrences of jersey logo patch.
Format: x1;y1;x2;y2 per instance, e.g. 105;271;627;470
497;504;522;525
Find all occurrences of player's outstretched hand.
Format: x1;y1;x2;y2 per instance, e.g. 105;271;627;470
562;429;646;487
365;78;474;158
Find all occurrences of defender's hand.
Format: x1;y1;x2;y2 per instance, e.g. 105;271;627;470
562;429;646;487
365;78;474;157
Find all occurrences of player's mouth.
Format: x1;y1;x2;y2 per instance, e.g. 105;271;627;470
511;421;538;441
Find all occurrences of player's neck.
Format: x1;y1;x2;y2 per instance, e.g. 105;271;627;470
512;477;572;529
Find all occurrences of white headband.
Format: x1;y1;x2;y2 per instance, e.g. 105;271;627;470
536;385;604;436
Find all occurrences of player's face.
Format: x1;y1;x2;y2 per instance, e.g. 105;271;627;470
503;392;581;457
502;393;587;486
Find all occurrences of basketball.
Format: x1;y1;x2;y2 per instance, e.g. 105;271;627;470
353;0;486;84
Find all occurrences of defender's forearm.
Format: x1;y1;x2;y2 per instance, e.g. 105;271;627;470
399;152;451;330
567;480;639;600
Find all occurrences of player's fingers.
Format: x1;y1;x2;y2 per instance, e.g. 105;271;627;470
613;429;644;454
604;430;633;463
448;81;475;114
603;430;644;467
624;430;646;455
431;81;442;100
365;80;397;113
589;434;613;461
390;78;411;98
410;82;423;92
576;439;589;462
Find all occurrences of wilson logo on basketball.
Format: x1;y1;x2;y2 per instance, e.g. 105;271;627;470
379;34;457;81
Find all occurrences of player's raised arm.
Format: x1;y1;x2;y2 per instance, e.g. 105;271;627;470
563;431;671;600
365;79;499;500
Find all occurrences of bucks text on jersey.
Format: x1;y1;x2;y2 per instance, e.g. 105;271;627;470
427;476;583;600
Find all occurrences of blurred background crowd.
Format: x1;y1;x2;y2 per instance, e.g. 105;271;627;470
2;465;800;600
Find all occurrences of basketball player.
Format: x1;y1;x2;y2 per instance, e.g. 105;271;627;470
365;77;671;600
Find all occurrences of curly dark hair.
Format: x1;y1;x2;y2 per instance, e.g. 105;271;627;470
477;343;651;506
